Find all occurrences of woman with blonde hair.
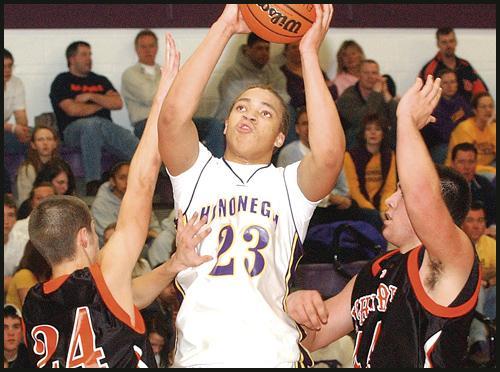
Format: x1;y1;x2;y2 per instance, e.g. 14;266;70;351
330;39;365;96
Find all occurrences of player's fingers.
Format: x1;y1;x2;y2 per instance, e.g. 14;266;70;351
303;301;322;330
193;227;212;245
192;215;209;232
420;74;434;97
312;295;329;324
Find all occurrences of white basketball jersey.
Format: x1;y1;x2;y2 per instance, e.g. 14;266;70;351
168;143;318;368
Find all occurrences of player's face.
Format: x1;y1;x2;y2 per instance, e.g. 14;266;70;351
136;35;158;66
440;72;458;98
3;316;22;353
437;32;457;58
462;209;486;244
225;88;285;162
382;186;417;248
71;45;92;75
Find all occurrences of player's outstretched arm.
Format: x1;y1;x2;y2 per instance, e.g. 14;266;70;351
395;76;474;288
158;4;250;176
297;5;345;202
132;210;213;309
99;34;180;309
286;276;355;351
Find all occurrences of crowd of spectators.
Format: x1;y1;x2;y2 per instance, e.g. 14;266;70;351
3;26;495;367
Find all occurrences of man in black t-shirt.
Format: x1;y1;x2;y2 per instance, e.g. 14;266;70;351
49;41;139;196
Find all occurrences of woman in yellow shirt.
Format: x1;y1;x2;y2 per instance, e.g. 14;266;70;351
344;113;397;218
6;241;51;310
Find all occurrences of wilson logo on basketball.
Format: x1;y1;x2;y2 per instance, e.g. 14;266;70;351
257;4;303;34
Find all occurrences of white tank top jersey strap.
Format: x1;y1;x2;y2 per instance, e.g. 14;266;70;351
167;143;319;368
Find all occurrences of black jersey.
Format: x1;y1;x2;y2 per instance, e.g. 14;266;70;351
22;264;157;368
350;246;480;368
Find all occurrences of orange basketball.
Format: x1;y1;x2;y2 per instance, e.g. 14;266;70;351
239;4;316;44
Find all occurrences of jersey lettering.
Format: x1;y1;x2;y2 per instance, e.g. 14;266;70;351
31;324;59;368
210;224;269;277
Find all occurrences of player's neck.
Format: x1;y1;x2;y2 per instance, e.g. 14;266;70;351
51;256;92;279
399;238;422;254
224;149;271;166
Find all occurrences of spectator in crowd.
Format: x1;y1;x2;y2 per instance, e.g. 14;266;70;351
419;27;488;103
6;241;52;310
214;32;291;137
17;180;59;220
146;210;177;269
6;183;55;278
280;41;337;111
16;124;59;205
449;142;496;229
122;29;161;139
4;49;30;158
3;304;31;368
343;113;397;221
49;40;139;196
34;158;76;197
330;40;365;96
103;221;152;278
461;201;496;364
336;59;398;149
446;92;496;178
122;29;225;157
421;68;474;164
91;161;162;246
278;106;383;231
144;310;175;368
4;195;20;296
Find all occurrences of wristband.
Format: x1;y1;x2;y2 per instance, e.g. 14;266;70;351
11;123;17;134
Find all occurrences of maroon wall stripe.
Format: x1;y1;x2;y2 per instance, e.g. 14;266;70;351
4;4;496;29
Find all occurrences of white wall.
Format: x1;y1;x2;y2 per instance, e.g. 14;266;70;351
4;28;496;131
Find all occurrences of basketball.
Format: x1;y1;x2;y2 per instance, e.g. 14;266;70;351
239;4;316;44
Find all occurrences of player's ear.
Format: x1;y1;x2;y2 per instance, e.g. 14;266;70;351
77;227;89;250
274;132;285;149
223;120;228;135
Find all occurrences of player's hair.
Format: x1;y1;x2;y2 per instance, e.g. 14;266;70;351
451;142;478;161
436;165;471;226
229;84;290;136
29;195;93;266
134;29;158;47
66;41;91;68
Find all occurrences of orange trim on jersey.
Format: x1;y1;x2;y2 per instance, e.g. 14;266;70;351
43;274;71;294
89;264;145;334
407;246;481;318
371;249;400;277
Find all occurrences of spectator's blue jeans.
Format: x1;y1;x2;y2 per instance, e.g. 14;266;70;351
63;117;139;182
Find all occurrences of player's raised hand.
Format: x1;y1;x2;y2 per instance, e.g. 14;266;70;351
218;4;251;35
286;290;329;331
397;75;442;130
155;33;180;104
299;4;333;55
170;210;213;273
